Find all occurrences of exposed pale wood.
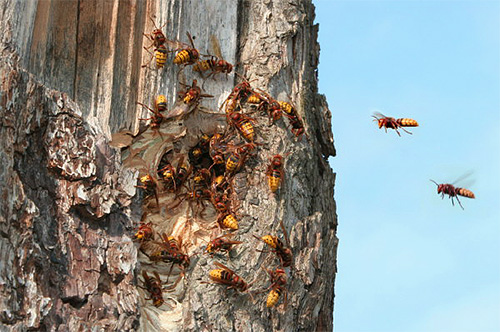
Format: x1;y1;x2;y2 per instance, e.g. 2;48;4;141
0;0;337;331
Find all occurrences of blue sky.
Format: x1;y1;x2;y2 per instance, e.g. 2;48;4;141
314;1;500;331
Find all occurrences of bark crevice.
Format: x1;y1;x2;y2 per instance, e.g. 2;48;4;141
1;1;336;331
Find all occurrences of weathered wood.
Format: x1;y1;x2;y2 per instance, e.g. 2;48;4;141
0;0;337;331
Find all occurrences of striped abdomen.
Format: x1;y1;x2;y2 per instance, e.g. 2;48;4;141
155;95;167;111
238;120;254;141
247;94;262;104
456;188;475;199
225;154;240;173
220;214;238;230
278;101;295;116
209;269;232;283
209;269;246;291
166;236;180;251
397;118;419;127
193;59;213;72
261;235;278;249
153;296;164;307
268;170;282;193
155;46;168;68
173;48;199;65
266;288;282;308
223;95;239;114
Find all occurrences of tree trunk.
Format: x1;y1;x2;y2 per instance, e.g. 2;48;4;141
0;1;337;331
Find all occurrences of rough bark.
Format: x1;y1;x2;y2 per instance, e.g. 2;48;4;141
0;0;337;331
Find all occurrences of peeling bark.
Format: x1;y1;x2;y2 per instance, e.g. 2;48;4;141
0;0;337;331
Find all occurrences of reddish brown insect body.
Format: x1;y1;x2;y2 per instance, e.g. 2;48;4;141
142;271;164;307
430;180;475;210
210;191;230;213
144;16;167;50
150;234;190;269
372;112;419;136
288;115;306;138
170;32;200;66
137;96;167;131
142;18;169;68
194;57;233;76
253;90;282;124
265;268;287;308
158;163;176;190
254;221;293;267
206;234;243;256
179;79;213;105
221;81;255;114
214;59;233;74
227;112;256;142
267;155;284;193
208;133;228;171
170;183;211;216
208;262;250;292
134;222;154;242
255;235;293;267
163;234;182;252
267;100;283;124
278;100;306;138
149;29;166;48
268;268;287;289
194;35;233;78
225;143;256;174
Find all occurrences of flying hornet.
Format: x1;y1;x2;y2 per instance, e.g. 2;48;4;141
372;112;419;136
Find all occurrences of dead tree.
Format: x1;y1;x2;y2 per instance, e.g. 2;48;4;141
0;1;337;331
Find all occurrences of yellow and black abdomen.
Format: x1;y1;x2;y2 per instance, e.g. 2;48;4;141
266;288;282;308
209;269;222;281
174;49;199;65
397;118;419;127
155;95;167;110
261;235;278;249
278;101;295;116
220;214;238;230
247;94;262;104
268;169;282;193
238;120;254;141
209;269;232;282
155;46;168;68
225;97;238;114
174;49;189;65
225;154;240;173
193;60;213;72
